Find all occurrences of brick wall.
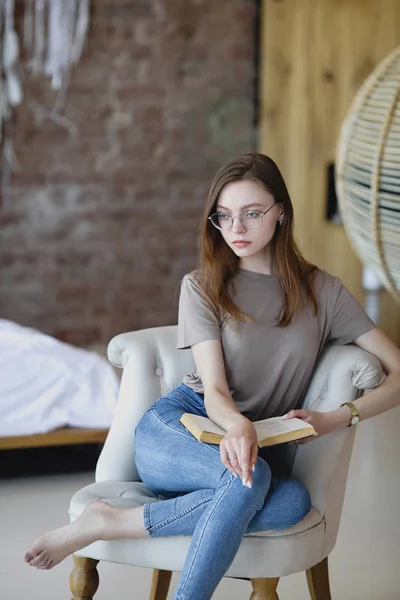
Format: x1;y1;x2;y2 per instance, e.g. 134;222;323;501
0;0;256;346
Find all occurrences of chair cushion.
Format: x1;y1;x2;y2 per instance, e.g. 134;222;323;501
69;480;323;537
69;481;326;577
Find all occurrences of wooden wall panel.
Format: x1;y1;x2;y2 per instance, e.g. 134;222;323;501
259;0;400;344
260;1;316;254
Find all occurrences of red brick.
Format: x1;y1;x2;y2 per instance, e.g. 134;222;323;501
52;327;103;347
2;0;256;345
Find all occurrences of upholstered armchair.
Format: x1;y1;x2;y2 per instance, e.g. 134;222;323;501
68;325;384;600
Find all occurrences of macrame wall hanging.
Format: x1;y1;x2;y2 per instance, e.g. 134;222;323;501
0;0;90;205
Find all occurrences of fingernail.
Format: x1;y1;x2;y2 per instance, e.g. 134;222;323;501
251;464;256;472
246;481;252;489
232;472;238;478
242;479;248;486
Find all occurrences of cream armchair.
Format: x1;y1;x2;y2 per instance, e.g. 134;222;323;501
68;325;384;600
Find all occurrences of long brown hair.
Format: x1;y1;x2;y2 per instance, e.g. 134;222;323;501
197;152;319;328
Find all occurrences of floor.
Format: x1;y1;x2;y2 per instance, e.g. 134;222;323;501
1;407;400;600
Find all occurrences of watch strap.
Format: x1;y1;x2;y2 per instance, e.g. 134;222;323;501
340;402;360;427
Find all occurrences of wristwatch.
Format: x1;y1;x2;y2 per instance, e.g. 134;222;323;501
340;402;360;427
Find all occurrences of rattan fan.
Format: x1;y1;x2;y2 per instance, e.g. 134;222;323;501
336;45;400;304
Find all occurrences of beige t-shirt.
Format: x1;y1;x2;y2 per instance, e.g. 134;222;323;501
177;267;375;422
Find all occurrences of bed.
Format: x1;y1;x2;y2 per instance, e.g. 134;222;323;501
0;320;120;450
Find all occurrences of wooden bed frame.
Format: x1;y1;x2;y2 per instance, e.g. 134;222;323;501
0;428;109;450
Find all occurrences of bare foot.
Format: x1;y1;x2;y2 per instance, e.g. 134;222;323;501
24;500;117;570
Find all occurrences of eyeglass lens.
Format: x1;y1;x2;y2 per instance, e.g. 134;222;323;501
210;212;264;230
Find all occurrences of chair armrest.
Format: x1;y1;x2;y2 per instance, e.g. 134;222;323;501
291;344;384;555
107;332;138;369
301;343;385;413
95;326;194;482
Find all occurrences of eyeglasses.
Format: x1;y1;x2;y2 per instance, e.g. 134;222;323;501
208;202;277;231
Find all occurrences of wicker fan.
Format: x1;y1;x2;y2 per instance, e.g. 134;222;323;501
336;45;400;305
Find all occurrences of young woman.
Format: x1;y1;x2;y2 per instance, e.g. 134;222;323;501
25;153;400;600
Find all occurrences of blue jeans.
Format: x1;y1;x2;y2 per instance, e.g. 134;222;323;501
134;384;311;600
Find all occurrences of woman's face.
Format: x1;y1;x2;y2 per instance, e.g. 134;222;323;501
214;180;284;263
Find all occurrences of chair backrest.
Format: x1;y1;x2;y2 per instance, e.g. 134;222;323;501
96;326;195;482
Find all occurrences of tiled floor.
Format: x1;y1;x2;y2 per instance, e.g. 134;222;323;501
1;408;400;599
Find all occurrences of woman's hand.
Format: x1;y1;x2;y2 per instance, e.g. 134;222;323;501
220;414;258;487
282;409;339;445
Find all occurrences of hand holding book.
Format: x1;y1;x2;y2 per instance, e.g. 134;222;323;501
282;408;341;444
218;414;259;487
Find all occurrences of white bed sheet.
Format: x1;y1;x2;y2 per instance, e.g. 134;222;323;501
0;319;120;437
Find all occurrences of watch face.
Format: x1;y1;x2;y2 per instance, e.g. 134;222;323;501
351;416;360;425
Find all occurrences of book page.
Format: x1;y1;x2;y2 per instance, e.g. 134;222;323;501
185;414;227;435
253;417;314;440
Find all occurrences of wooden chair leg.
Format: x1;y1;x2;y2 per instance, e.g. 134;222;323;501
149;569;173;600
306;557;332;600
70;555;99;600
250;577;280;599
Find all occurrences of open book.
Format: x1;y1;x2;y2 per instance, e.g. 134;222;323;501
180;413;316;448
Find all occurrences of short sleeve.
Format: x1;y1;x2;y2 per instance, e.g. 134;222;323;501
328;277;376;345
177;274;221;349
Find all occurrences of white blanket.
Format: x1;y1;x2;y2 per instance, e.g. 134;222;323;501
0;319;119;437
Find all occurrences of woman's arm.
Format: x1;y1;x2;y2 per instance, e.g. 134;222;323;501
284;327;400;439
191;339;258;486
191;340;241;428
178;276;257;483
335;327;400;426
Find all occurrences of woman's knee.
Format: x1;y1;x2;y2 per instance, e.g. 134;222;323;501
280;477;312;524
251;457;272;494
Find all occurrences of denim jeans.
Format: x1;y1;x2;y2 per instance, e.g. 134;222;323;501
134;384;311;600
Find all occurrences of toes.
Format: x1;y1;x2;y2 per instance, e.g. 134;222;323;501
25;547;38;563
37;556;49;569
39;557;53;570
39;558;50;570
39;557;54;571
27;554;38;566
43;559;55;570
29;552;44;567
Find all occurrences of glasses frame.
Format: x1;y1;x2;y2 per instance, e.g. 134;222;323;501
208;202;278;231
